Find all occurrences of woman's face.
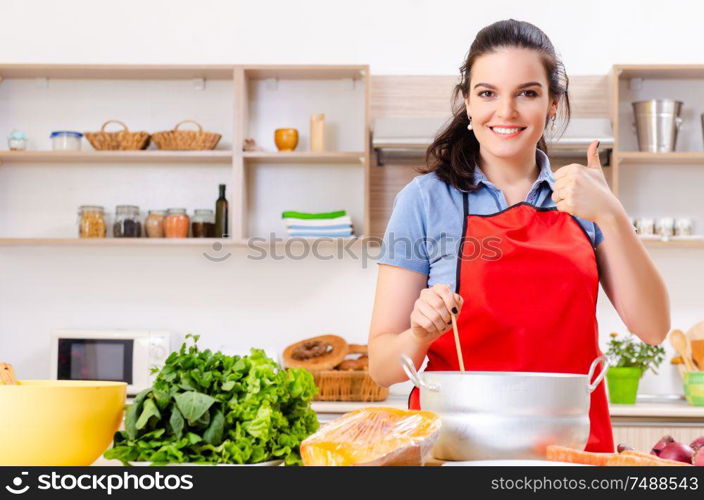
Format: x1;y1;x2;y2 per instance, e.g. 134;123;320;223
465;47;557;161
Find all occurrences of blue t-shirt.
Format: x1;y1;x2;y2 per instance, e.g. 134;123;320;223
377;149;603;290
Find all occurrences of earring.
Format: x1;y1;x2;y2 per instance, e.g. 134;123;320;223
550;116;557;132
467;117;473;131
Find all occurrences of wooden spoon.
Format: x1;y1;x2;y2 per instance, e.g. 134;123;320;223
0;362;18;385
669;329;696;372
450;313;465;372
691;340;704;371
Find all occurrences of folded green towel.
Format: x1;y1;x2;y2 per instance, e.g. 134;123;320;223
281;210;347;220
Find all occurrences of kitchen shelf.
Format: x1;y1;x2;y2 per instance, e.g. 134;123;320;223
614;64;704;80
610;64;704;250
641;238;704;248
235;64;371;241
0;238;245;246
241;151;365;164
243;65;366;80
0;63;371;244
0;64;235;80
617;152;704;165
0;237;371;247
0;150;233;165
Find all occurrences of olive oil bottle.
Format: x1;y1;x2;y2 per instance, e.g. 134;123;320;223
215;184;229;238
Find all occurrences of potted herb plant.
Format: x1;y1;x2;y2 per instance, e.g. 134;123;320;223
605;332;666;404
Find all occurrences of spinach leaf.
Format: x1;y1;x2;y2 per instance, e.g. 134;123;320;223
135;399;161;430
174;391;217;422
125;388;151;440
203;410;225;445
169;407;185;438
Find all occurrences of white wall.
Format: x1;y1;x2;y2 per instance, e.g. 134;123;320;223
1;0;703;395
2;0;703;74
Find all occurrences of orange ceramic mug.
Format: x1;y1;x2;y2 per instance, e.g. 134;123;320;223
274;128;299;151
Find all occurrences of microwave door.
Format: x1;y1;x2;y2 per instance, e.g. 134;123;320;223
57;339;133;384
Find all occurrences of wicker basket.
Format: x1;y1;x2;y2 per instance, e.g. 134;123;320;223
311;370;389;402
84;120;150;150
152;120;221;150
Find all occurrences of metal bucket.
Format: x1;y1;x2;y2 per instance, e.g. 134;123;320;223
401;355;609;461
632;99;683;152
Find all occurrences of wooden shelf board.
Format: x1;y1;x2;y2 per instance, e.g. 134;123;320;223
0;237;373;247
616;152;704;165
242;151;366;164
0;150;233;164
243;65;366;80
0;238;246;247
614;64;704;80
0;64;234;80
641;238;704;248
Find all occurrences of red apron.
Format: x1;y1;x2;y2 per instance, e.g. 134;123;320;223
409;194;614;453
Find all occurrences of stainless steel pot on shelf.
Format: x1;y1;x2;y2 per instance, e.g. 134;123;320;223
632;99;683;152
400;355;609;461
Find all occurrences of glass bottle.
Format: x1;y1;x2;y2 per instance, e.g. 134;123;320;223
215;184;229;238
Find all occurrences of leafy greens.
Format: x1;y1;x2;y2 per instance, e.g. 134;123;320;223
104;334;319;465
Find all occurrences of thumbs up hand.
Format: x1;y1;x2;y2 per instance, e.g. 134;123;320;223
551;140;622;225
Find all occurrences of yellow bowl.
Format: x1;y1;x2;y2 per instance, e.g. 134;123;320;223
0;380;126;466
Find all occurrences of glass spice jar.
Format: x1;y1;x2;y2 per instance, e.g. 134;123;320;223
78;205;107;238
145;210;166;238
191;209;215;238
164;208;190;238
113;205;141;238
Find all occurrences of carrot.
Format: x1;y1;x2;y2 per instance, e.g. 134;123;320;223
618;450;692;466
545;445;611;466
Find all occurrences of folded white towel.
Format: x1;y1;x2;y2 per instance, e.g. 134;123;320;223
283;216;352;227
287;227;353;235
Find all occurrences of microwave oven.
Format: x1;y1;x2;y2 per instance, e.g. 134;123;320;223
50;329;176;395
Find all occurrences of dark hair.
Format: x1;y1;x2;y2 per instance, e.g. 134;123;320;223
421;19;571;191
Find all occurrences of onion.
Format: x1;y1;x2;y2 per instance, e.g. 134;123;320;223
693;447;704;466
617;443;633;453
690;436;704;451
651;435;675;456
658;442;694;464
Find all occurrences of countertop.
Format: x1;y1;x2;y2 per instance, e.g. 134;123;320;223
313;396;704;420
124;394;704;419
93;397;703;466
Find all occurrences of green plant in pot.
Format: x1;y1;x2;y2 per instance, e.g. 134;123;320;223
605;332;665;404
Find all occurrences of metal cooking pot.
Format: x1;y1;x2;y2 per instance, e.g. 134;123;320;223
400;355;609;461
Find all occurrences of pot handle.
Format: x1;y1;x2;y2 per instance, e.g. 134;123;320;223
587;355;610;393
400;354;440;392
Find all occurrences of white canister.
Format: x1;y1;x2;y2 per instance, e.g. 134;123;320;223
675;217;694;237
655;217;675;238
635;217;655;236
50;131;83;151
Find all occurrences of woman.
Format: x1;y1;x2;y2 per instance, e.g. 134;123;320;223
367;19;670;453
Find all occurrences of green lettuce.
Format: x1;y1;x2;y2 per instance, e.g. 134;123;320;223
104;334;318;465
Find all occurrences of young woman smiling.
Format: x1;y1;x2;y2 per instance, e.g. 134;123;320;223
368;19;670;452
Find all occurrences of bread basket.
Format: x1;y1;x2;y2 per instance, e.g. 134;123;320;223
84;120;150;150
151;120;221;150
